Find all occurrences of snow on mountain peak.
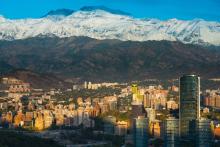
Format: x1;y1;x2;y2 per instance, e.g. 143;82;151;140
0;15;6;22
0;8;220;45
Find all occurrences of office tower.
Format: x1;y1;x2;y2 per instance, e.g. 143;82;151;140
133;116;148;147
179;75;200;139
163;117;179;147
84;81;87;89
132;84;141;103
131;84;145;117
144;91;151;108
195;118;212;147
130;102;146;130
145;108;155;123
130;83;146;130
132;84;138;94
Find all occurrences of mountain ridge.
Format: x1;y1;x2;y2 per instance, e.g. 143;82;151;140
0;7;219;45
0;36;220;81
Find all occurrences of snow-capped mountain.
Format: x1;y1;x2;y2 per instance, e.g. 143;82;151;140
0;7;220;45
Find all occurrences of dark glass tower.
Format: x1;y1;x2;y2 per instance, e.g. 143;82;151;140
179;75;200;139
163;117;179;147
195;118;212;147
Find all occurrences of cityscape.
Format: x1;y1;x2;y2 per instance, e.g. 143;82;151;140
1;75;220;146
0;0;220;147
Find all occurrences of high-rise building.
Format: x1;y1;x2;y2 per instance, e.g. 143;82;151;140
132;84;141;103
163;117;179;147
130;83;146;131
132;84;138;94
195;118;212;147
130;102;146;132
84;81;88;89
145;108;155;123
179;75;200;139
133;116;148;147
144;92;151;108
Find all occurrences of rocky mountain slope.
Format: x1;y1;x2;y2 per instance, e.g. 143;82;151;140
0;36;220;81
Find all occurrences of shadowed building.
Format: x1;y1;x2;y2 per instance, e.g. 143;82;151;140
179;75;200;139
195;118;212;147
103;116;116;135
130;84;146;132
163;117;179;147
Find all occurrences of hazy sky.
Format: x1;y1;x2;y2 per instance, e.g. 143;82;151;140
0;0;219;21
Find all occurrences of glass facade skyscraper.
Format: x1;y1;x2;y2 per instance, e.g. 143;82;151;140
195;118;212;147
163;117;179;147
133;116;148;147
179;75;200;139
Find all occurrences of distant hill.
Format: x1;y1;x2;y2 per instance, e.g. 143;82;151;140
0;36;220;82
3;69;71;89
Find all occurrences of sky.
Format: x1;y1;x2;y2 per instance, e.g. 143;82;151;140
0;0;219;21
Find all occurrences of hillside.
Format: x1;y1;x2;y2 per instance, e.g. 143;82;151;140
4;70;71;89
0;37;220;81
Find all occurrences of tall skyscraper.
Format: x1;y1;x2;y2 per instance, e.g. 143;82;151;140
130;102;146;133
163;117;179;147
133;116;148;147
130;84;146;131
130;84;148;146
179;75;200;139
145;108;155;123
132;84;139;102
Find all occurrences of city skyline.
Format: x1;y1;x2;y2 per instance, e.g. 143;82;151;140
0;1;219;146
0;74;217;146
